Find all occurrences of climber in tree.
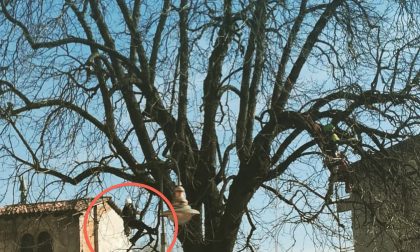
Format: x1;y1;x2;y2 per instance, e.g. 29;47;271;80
322;124;340;157
304;115;356;193
122;197;157;245
321;124;355;192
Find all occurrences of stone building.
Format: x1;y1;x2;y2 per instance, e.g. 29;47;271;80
0;197;130;252
338;136;420;252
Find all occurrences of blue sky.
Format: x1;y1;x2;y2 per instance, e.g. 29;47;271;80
1;1;418;251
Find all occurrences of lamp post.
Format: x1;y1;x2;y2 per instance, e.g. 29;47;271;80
159;177;166;252
159;162;200;251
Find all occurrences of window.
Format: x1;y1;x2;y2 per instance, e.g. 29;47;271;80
20;233;35;252
37;232;53;252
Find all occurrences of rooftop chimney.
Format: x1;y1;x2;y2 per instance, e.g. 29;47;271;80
19;175;27;204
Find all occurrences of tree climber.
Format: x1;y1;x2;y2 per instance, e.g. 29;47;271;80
302;114;356;193
321;124;355;192
122;197;157;245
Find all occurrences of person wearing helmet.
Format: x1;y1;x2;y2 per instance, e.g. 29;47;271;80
122;197;157;245
321;124;354;193
322;124;340;158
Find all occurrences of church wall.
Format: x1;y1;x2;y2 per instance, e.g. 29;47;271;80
0;213;80;252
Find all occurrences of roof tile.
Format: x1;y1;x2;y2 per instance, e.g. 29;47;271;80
0;197;112;217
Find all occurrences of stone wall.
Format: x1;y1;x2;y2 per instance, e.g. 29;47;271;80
96;202;130;251
0;200;130;252
0;213;80;252
349;136;420;252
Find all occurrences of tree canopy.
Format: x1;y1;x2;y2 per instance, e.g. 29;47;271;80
0;0;419;251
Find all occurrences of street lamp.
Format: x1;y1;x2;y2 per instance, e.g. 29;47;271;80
159;162;200;251
161;185;200;224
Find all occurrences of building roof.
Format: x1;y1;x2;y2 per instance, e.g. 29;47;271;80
352;135;420;166
378;135;420;154
0;197;121;218
347;135;420;190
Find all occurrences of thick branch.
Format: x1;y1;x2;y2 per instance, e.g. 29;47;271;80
272;0;308;105
149;0;171;83
276;0;344;110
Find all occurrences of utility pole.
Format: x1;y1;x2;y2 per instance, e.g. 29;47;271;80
160;175;166;252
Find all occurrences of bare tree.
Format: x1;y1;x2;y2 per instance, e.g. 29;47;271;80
0;0;418;251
